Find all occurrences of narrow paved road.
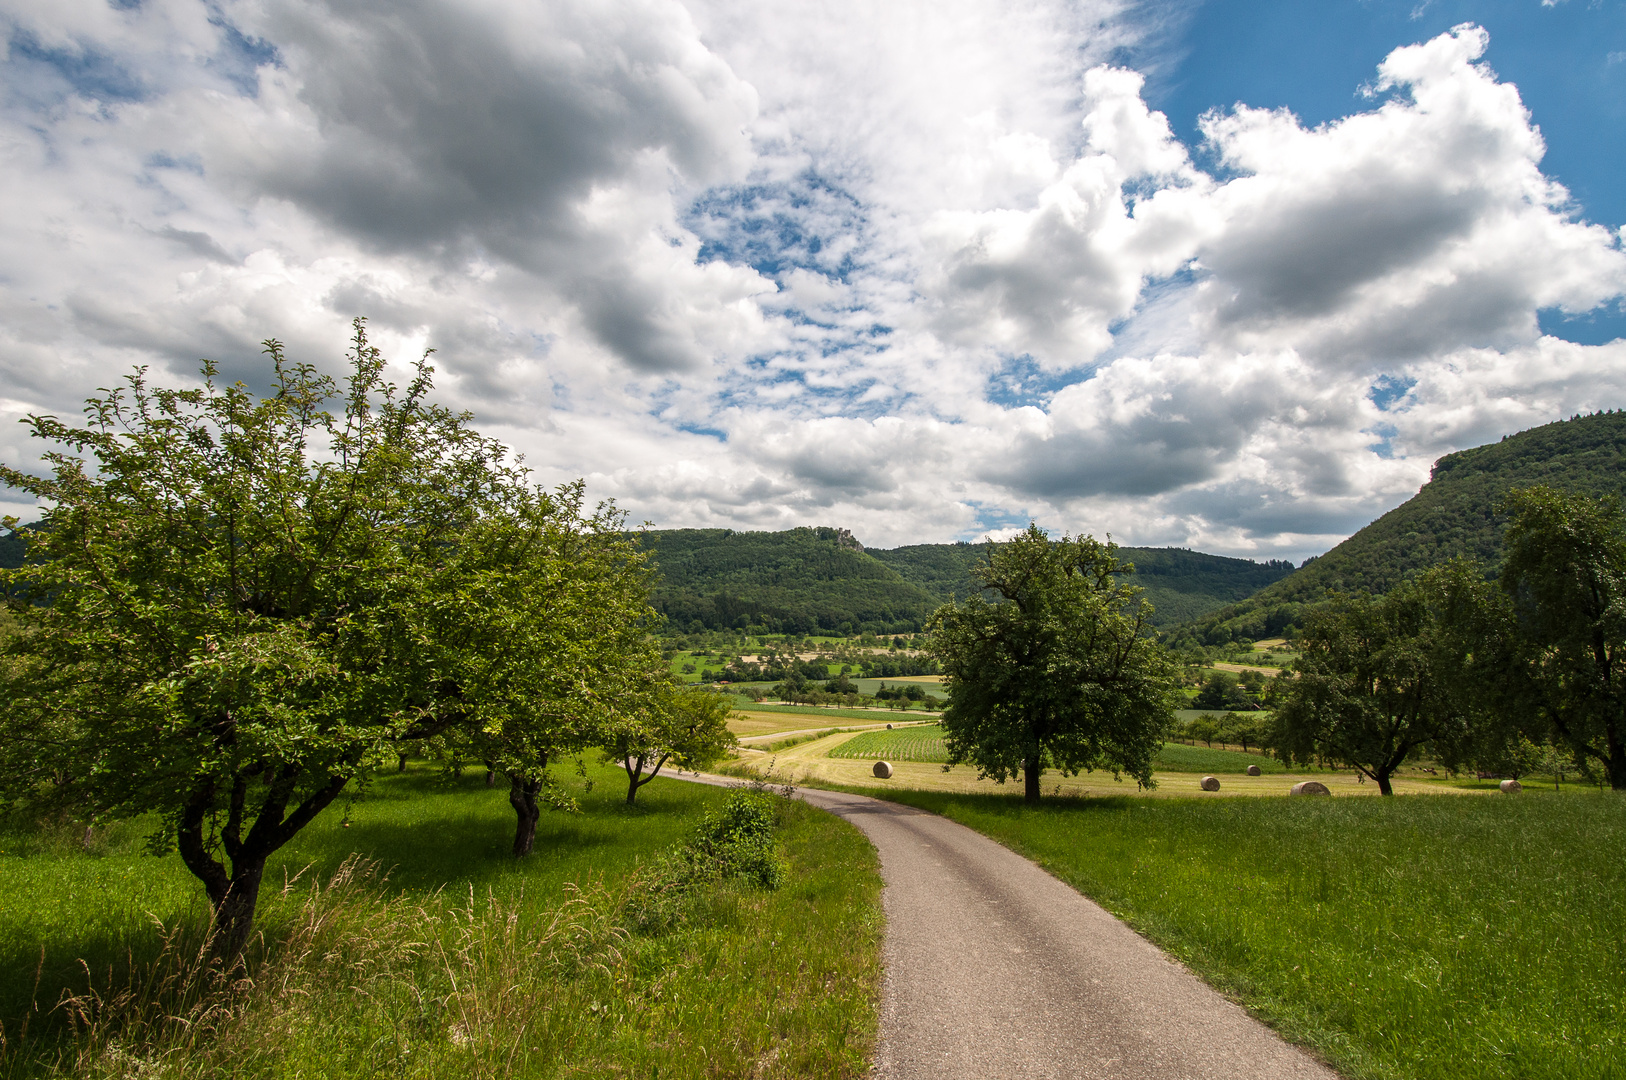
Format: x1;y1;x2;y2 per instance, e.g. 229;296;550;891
679;774;1338;1079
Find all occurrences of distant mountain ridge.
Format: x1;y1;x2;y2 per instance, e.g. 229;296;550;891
1167;409;1626;646
639;526;1295;634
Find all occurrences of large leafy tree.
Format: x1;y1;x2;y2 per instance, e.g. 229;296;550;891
1499;486;1626;789
0;322;648;947
1267;560;1496;794
929;524;1177;803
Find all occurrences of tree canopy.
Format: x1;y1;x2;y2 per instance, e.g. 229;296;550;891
0;322;657;948
1267;561;1496;794
1499;486;1626;789
929;524;1177;802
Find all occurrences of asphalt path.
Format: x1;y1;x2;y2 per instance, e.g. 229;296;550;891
675;773;1338;1079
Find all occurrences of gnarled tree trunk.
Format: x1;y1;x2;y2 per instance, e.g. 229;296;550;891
176;769;350;956
508;769;545;856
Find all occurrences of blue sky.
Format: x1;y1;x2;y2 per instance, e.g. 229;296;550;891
2;0;1624;560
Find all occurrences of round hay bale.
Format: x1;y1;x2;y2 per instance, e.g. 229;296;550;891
872;760;893;779
1290;780;1331;796
1246;764;1262;776
1200;775;1221;792
1499;778;1523;793
886;724;893;729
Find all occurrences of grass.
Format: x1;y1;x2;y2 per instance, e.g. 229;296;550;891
1152;742;1286;773
823;724;1286;774
837;785;1625;1080
0;763;882;1079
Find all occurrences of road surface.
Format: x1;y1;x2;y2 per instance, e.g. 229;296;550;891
678;774;1338;1079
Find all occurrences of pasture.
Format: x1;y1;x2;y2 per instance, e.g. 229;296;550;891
825;724;1296;776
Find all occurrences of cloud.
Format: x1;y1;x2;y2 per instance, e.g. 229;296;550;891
2;9;1624;561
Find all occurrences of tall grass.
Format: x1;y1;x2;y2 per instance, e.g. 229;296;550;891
860;787;1625;1080
0;766;881;1079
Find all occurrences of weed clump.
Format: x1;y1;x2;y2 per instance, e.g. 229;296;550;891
623;788;789;933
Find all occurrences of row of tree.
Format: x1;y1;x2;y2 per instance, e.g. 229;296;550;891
928;489;1626;801
0;324;731;953
1269;486;1626;794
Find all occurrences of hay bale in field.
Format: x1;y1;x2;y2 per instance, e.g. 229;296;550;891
1200;775;1221;791
873;760;893;779
1246;764;1262;776
1500;779;1523;793
1290;780;1330;796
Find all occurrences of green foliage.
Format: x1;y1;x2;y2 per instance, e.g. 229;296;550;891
861;788;1626;1080
1175;409;1626;646
0;321;656;945
640;526;936;635
930;525;1179;801
1498;485;1626;788
1267;561;1498;794
871;542;1295;627
604;687;738;804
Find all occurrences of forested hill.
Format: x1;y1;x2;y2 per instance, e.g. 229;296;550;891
639;526;1294;634
1168;409;1626;646
867;543;1294;627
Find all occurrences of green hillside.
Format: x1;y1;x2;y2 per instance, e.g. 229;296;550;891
867;543;1294;626
641;527;1295;635
1169;409;1626;646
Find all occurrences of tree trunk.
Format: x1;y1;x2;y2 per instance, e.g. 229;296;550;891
1607;726;1626;791
175;770;349;956
397;753;408;772
485;760;497;788
1023;754;1042;803
211;862;267;956
1375;768;1394;796
508;772;544;856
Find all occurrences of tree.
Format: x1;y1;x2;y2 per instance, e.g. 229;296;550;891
419;484;664;854
1498;486;1626;789
1267;561;1493;795
0;322;648;948
929;524;1178;803
604;687;736;804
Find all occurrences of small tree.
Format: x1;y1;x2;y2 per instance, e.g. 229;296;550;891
929;525;1177;803
605;687;736;804
1268;561;1493;795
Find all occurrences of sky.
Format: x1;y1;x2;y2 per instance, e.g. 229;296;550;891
2;0;1624;561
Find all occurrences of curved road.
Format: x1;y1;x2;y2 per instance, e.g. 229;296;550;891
681;775;1338;1079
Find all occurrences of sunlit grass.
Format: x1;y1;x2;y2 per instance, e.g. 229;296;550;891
0;764;881;1079
853;786;1625;1080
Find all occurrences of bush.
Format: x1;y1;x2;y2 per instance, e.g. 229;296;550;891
623;789;788;933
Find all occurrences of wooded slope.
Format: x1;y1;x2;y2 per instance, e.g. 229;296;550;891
1167;409;1626;645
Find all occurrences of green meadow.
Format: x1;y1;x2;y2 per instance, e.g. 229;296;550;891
843;785;1625;1080
0;764;881;1079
